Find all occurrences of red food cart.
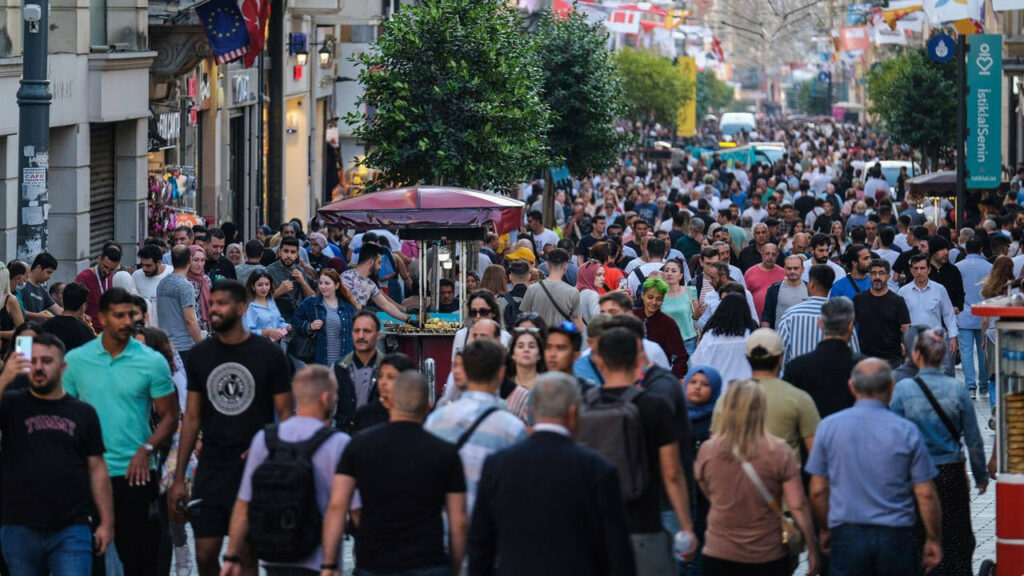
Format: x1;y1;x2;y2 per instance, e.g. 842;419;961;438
317;186;524;400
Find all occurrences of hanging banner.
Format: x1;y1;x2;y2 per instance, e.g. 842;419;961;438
840;26;871;51
923;0;983;25
676;57;697;137
846;3;873;24
605;9;640;34
966;34;1002;188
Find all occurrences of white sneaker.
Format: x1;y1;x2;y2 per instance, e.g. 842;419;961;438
174;544;192;576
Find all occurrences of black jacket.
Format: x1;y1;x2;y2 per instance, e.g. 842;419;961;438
929;262;965;311
468;432;636;576
332;351;382;433
784;338;863;419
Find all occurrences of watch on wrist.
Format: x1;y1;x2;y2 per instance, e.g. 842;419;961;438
320;563;339;571
142;443;154;453
222;555;241;564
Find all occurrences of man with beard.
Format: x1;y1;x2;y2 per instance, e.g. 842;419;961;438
927;236;965;314
334;311;384;433
341;243;411;322
801;232;845;282
132;245;172;327
854;260;911;367
266;237;316;323
64;288;179;576
74;245;122;329
830;244;872;300
169;280;294;576
204;228;238;283
0;334;114;574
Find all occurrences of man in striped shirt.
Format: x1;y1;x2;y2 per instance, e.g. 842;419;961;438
425;338;527;516
778;263;860;368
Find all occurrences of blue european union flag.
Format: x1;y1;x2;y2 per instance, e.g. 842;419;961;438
195;0;252;64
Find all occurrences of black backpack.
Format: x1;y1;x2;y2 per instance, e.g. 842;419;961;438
577;387;650;501
248;424;335;562
500;291;523;329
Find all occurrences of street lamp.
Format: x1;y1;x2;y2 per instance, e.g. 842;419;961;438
295;49;309;66
319;44;332;67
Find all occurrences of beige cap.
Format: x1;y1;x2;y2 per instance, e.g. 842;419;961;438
746;328;784;359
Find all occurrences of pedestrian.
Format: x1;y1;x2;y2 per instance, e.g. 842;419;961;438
690;293;757;389
0;263;24;358
340;243;411;321
20;252;62;322
785;297;863;418
800;233;844;283
321;371;469;576
291;269;358;367
204;228;238;283
39;282;96;352
743;242;786;318
226;243;243;267
661;258;701;357
133;245;173;328
829;244;872;300
169;280;294;576
807;358;942;576
63;287;180;576
696;380;819;576
575;260;604;324
74;245;121;329
777;263;841;366
890;328;989;576
588;327;697;575
353;353;417;432
0;334;114;574
520;248;583;331
157;245;204;356
504;328;546;421
954;236;992;398
332;310;384;433
266;237;317;324
425;338;527;517
899;255;958;375
222;365;354;576
468;372;636;576
241;270;290;343
235;240;268;287
854;259;910;366
759;255;808;329
187;245;213;335
684;365;723;576
633;277;688;377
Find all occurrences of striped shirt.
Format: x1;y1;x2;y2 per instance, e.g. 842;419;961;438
778;296;861;368
424;391;527;514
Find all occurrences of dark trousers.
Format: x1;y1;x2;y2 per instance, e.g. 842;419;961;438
830;524;917;576
917;461;975;576
703;555;790;576
110;473;160;576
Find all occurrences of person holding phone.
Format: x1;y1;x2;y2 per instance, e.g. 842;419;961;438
661;259;701;357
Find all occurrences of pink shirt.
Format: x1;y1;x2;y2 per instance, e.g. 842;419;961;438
744;265;786;318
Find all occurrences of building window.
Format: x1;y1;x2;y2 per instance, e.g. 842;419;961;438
90;0;107;47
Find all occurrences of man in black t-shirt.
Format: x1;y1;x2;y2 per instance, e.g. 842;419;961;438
21;252;63;322
0;334;113;572
39;282;95;352
322;371;467;576
854;260;911;366
169;280;293;576
593;328;697;575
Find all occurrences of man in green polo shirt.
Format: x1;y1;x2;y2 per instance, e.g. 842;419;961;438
63;287;179;576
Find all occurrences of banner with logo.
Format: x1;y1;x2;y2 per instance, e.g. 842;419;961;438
966;34;1002;188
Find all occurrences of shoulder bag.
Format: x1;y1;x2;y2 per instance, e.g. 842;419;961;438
538;280;577;324
456;406;499;449
912;376;961;441
735;448;805;560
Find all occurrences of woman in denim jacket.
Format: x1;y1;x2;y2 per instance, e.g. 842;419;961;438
291;268;357;366
890;327;989;576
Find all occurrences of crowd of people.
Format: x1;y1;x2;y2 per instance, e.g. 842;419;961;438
0;116;1011;576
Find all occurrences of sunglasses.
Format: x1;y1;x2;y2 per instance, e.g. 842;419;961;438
516;312;541;323
514;327;540;334
469;308;493;317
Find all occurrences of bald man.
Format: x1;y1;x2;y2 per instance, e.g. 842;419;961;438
322;372;469;576
223;366;355;576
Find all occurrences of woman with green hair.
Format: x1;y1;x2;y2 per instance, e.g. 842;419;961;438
633;276;689;377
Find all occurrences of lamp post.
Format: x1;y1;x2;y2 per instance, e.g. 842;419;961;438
16;0;51;260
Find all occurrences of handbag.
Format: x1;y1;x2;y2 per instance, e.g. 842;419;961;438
288;330;318;363
735;448;805;559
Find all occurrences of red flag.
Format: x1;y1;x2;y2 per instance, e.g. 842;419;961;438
240;0;270;68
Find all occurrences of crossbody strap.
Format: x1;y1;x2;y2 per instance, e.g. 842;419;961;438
847;273;861;294
735;447;784;516
456;406;500;450
538;281;574;322
912;376;960;441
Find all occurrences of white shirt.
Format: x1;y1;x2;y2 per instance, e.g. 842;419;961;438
132;266;173;328
893;233;912;252
580;339;669;370
801;258;846;283
696;288;759;330
1012;254;1024;279
742;207;769;224
532;228;560;253
689;331;752;394
898;280;959;339
875;247;900;267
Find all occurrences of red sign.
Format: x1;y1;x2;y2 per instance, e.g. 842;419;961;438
840;26;870;51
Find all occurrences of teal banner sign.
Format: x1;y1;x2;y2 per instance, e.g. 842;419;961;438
967;34;1002;189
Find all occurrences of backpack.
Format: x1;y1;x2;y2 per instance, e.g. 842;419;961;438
577;387;649;501
500;291;523;329
631;267;648;308
248;424;335;563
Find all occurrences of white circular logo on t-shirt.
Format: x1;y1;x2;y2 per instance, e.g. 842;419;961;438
206;362;256;416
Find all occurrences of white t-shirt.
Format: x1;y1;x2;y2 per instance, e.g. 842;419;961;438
532;228;560;253
133;266;173;327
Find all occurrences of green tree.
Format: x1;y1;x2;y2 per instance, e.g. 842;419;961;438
868;48;955;164
786;81;831;116
613;48;692;128
535;9;627;177
696;69;734;114
347;0;550;191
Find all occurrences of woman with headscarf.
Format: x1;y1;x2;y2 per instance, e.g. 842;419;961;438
685;365;723;576
575;260;604;324
186;245;211;335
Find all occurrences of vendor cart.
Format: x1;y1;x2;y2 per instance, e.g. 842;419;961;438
972;296;1024;576
318;186;524;401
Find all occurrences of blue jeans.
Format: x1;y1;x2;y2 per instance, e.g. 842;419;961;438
959;328;986;390
356;566;450;576
830;524;917;576
1;524;94;576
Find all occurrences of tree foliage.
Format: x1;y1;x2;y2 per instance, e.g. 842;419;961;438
613;48;692;128
534;9;628;176
867;48;956;158
347;0;550;191
786;81;832;116
696;69;734;114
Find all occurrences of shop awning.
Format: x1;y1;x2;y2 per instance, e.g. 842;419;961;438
317;186;525;237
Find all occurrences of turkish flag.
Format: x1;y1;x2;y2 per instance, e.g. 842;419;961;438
240;0;270;68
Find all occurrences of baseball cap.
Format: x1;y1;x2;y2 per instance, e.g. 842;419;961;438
746;328;784;359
